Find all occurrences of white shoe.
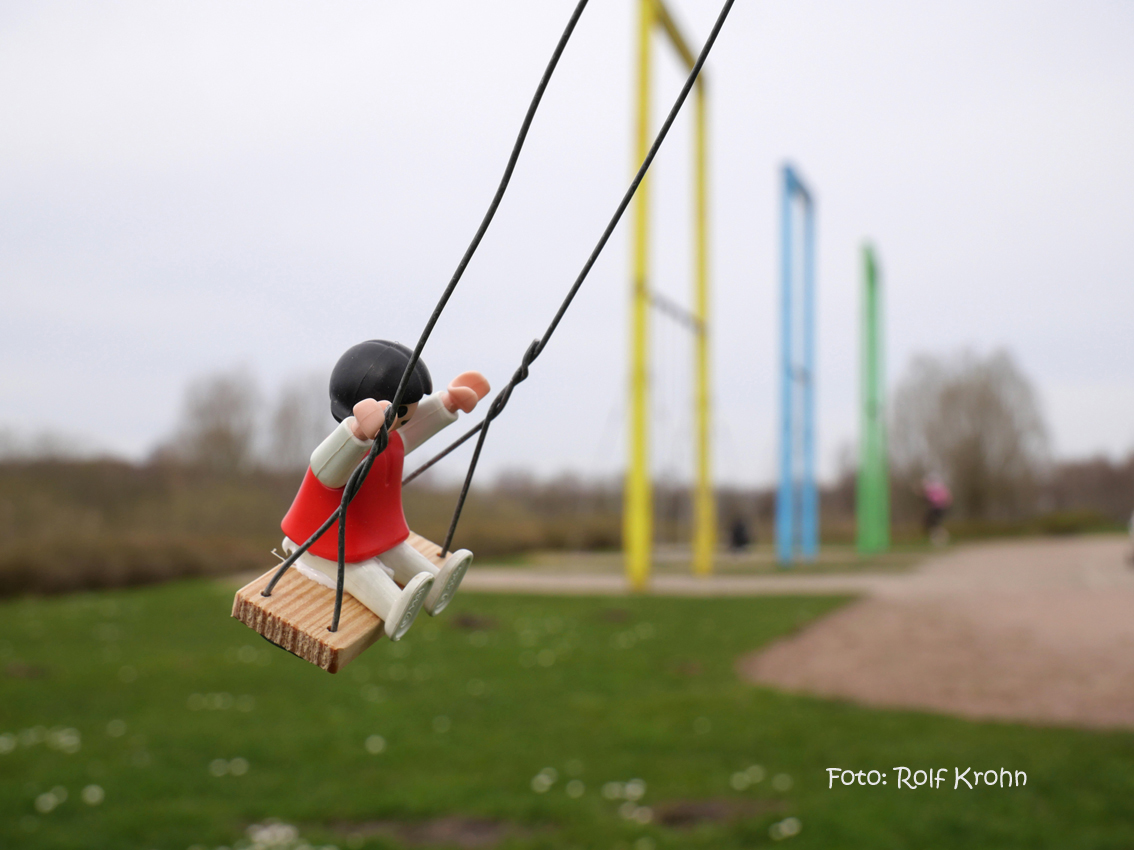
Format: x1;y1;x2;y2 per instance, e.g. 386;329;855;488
424;549;473;615
384;573;434;641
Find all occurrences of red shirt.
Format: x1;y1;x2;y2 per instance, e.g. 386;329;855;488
281;431;409;562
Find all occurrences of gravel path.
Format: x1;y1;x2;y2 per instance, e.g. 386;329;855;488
736;536;1134;730
461;569;896;597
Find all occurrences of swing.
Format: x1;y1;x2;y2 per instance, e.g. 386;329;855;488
232;532;445;673
230;0;735;671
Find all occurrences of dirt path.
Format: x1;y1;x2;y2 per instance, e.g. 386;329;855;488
737;536;1134;730
461;569;898;597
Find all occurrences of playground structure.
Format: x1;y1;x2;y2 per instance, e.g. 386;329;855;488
776;165;818;565
617;12;889;571
624;0;714;590
857;244;890;553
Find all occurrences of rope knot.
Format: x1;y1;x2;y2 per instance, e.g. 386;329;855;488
513;339;540;384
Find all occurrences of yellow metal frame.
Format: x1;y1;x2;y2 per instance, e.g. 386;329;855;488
625;0;714;590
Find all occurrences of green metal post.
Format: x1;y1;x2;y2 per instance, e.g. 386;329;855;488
857;244;889;553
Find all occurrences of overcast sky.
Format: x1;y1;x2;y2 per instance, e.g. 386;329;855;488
1;1;1131;486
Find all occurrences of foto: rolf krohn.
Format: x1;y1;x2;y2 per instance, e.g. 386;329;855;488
827;767;1027;789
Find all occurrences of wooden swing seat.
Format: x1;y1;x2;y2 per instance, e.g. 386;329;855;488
231;531;447;673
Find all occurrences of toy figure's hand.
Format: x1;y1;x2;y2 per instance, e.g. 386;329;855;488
441;371;490;414
350;399;391;440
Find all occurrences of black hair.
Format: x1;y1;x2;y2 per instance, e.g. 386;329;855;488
328;340;433;423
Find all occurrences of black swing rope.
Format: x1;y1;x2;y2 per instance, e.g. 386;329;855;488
261;0;591;626
265;0;736;633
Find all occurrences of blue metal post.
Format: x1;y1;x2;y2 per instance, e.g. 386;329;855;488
777;164;818;565
800;186;818;560
776;166;794;565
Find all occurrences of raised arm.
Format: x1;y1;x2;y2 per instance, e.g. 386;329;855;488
398;394;457;455
401;371;491;455
309;417;373;488
311;370;490;481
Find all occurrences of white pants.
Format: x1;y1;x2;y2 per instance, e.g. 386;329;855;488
282;537;441;619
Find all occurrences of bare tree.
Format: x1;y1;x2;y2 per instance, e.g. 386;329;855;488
168;369;260;472
891;350;1049;519
1047;453;1134;522
0;427;91;460
266;372;335;471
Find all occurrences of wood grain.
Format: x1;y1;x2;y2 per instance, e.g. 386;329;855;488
231;532;448;673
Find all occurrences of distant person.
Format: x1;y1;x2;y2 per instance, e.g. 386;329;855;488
729;517;752;552
921;475;952;546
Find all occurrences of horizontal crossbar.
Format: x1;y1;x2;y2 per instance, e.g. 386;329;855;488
655;0;703;80
650;289;705;334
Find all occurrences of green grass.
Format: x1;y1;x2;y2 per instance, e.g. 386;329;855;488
1;582;1133;849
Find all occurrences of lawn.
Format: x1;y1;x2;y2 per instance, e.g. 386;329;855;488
1;580;1133;849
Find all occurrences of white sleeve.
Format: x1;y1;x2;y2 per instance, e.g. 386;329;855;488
398;392;459;455
309;418;372;488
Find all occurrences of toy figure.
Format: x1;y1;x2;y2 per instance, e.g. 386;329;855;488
279;340;489;641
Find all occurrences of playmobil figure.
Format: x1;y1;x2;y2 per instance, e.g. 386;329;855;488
279;340;489;640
